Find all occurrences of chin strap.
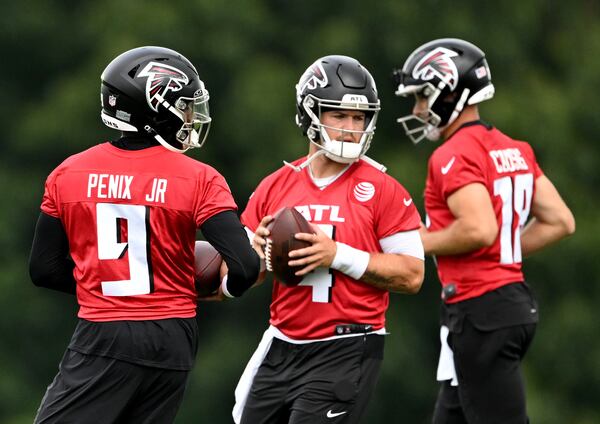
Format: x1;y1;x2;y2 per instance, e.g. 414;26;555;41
143;124;189;153
283;149;327;172
361;156;387;172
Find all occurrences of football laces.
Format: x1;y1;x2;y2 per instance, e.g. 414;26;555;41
264;238;273;272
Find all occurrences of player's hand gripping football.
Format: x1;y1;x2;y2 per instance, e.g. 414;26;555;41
288;224;336;276
251;215;274;260
249;215;271;286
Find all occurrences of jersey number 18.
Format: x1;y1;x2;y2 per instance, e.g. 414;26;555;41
493;173;533;264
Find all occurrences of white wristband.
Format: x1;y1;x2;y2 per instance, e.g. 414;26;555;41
330;242;370;280
220;275;235;298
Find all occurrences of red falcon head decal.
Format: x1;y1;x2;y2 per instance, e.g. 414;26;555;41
138;62;189;112
412;47;459;91
297;60;328;97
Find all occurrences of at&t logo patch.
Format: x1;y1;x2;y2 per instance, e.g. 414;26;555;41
353;182;375;202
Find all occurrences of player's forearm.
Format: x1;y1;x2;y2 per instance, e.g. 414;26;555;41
29;212;77;295
422;219;496;256
201;211;261;297
29;262;77;294
243;225;268;287
521;217;575;257
251;265;267;287
360;253;424;294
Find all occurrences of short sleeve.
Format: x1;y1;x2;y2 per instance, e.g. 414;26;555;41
375;176;422;239
194;170;237;227
434;151;486;200
40;171;60;218
240;181;269;232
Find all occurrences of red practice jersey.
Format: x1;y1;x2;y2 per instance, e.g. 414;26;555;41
41;143;236;321
424;123;543;303
242;158;421;340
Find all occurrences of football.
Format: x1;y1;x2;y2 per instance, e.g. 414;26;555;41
265;207;314;286
194;240;223;296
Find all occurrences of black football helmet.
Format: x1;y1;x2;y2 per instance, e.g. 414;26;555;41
293;55;380;168
393;38;494;143
100;46;211;153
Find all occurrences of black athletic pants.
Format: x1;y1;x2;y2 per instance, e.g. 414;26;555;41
34;349;190;424
241;334;385;424
432;319;536;424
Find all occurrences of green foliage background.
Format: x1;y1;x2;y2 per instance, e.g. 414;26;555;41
2;1;598;422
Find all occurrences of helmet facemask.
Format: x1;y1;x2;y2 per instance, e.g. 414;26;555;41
150;86;211;153
396;74;475;143
302;93;379;164
393;39;495;144
396;81;490;144
395;82;444;144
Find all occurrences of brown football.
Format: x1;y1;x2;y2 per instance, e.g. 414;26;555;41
265;207;314;286
194;240;223;296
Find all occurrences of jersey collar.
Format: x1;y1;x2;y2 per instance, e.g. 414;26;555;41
302;159;359;192
446;120;493;140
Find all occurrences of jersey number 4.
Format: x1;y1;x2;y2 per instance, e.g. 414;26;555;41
298;223;334;303
493;173;533;264
96;203;153;296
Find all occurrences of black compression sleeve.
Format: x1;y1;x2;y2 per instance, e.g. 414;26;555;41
29;212;76;295
200;210;260;297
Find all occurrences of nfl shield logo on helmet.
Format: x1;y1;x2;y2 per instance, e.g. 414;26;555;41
108;95;117;107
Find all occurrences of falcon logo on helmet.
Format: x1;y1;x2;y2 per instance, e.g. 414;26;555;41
296;61;328;98
412;47;459;91
138;62;189;112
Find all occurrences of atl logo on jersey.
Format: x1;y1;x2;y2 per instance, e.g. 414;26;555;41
294;205;345;223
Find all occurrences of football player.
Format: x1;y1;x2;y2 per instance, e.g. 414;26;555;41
392;38;576;423
29;46;260;423
233;55;425;424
